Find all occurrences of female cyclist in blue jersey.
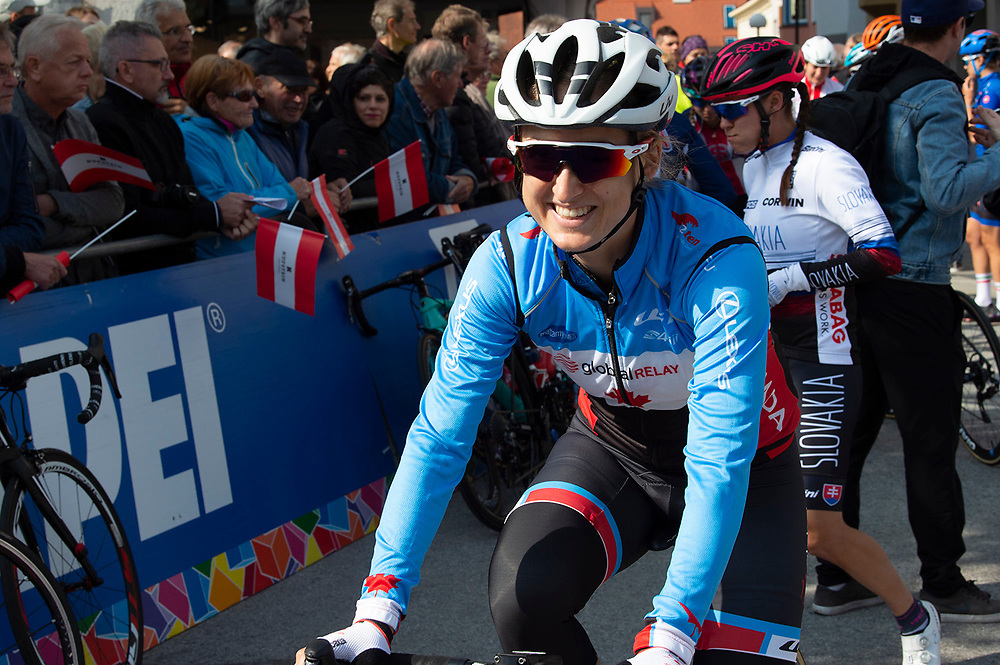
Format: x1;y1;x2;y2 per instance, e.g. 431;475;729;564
702;38;940;665
961;30;1000;316
296;20;805;665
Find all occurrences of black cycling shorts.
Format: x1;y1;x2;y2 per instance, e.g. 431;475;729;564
488;418;806;665
785;358;861;512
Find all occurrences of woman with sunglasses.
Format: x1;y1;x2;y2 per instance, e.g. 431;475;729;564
296;19;806;665
176;55;306;258
702;38;941;665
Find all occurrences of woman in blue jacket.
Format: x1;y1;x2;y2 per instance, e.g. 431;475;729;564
176;55;301;258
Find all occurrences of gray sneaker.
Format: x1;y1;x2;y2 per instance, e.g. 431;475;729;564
811;578;884;616
919;580;1000;623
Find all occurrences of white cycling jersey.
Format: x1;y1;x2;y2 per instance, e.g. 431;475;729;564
743;131;898;364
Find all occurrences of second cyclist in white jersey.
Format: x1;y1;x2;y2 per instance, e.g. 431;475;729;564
702;37;941;665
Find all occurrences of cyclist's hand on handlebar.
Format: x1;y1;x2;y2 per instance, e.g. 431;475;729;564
767;263;808;308
295;598;402;665
621;620;696;665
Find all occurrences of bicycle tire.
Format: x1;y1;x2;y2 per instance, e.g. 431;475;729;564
1;449;143;665
459;400;544;531
417;331;443;387
955;290;1000;465
0;530;84;665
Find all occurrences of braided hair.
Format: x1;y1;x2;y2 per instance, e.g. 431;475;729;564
779;82;810;207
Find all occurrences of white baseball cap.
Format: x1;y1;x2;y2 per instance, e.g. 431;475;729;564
5;0;50;13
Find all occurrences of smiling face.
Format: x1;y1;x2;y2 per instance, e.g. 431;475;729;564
255;75;307;126
353;83;390;128
519;125;649;279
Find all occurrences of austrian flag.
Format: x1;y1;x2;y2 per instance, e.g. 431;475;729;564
53;139;155;193
374;140;429;222
255;218;325;316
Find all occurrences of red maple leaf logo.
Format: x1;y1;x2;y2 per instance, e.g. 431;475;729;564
363;574;400;594
520;226;542;239
671;211;699;228
605;388;652;407
680;602;703;639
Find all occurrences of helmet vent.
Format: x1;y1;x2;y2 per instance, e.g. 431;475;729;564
646;49;661;70
516;51;542;106
621;82;660;110
550;37;580;103
576;53;623;108
597;24;625;43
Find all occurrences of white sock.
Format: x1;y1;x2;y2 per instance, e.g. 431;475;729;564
976;274;993;307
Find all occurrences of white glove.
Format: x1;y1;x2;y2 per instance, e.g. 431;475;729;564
767;263;809;308
317;597;403;663
625;620;696;665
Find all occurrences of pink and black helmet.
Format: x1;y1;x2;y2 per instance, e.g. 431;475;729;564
701;37;804;104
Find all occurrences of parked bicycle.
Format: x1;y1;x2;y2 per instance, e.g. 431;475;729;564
955;290;1000;465
0;333;143;665
0;529;84;664
343;226;577;530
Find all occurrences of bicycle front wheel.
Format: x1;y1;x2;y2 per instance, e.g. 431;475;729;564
0;530;85;665
956;290;1000;465
1;449;143;665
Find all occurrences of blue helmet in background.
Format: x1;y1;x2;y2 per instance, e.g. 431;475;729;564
608;18;654;42
961;29;1000;57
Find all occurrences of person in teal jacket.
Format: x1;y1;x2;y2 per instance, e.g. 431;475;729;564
175;55;302;258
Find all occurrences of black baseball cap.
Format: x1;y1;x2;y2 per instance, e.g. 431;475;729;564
256;47;313;88
901;0;984;28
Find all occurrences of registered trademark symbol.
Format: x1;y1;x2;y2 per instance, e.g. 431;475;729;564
206;303;226;333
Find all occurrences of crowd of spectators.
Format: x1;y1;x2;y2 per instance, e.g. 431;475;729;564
0;1;979;298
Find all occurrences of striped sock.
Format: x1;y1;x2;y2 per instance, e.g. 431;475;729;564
896;599;929;636
977;273;993;307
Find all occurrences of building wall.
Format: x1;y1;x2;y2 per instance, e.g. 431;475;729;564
595;0;745;51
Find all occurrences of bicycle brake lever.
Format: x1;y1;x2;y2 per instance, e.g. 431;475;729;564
86;332;122;399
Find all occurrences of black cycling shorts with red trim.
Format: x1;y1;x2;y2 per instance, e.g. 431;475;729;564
488;425;806;665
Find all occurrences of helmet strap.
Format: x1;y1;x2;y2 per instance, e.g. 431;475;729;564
566;160;646;256
754;98;771;151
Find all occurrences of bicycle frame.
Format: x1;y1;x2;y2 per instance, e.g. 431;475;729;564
0;399;105;591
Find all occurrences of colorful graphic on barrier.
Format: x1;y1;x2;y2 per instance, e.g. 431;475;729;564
141;479;385;650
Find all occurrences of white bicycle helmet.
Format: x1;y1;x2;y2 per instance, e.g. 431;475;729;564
495;18;677;131
800;35;836;67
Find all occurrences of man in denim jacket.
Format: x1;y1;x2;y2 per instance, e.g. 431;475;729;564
815;0;1000;623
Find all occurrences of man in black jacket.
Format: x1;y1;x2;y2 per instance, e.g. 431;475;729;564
365;0;420;85
432;4;512;207
88;20;257;274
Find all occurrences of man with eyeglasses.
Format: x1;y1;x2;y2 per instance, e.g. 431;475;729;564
237;0;312;74
10;13;123;285
85;20;258;276
248;47;351;217
817;0;1000;623
135;0;194;116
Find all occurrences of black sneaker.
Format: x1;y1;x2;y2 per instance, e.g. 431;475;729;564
919;580;1000;623
811;578;884;616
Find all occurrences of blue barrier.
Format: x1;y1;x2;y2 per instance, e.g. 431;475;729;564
0;199;526;655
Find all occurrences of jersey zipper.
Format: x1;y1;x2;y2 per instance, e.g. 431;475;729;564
600;288;633;407
227;134;261;190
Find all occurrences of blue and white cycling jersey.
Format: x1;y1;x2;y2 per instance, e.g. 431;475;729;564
363;181;772;639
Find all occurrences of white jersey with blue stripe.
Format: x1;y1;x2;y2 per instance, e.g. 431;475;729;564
364;181;770;639
743;131;897;364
